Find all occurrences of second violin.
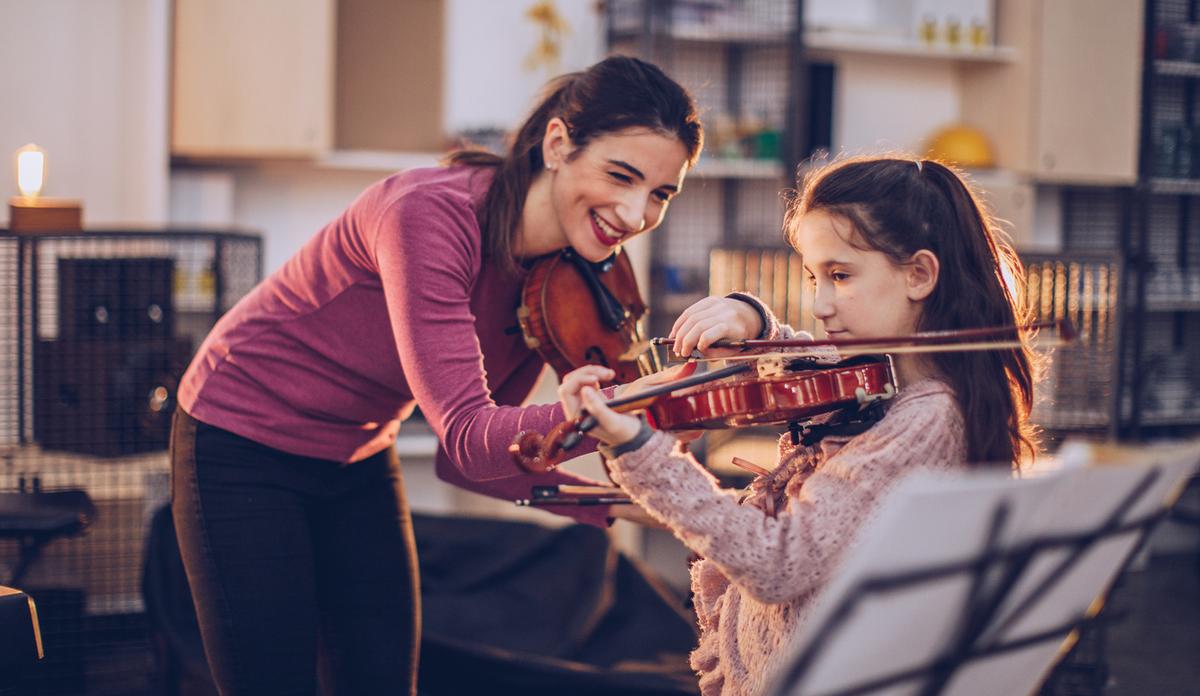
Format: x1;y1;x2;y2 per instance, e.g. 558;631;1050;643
516;247;660;386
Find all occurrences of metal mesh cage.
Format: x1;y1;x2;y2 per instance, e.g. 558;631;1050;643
606;0;802;334
0;229;261;695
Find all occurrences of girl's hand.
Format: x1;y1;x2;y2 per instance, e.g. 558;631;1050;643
558;366;643;447
669;296;763;359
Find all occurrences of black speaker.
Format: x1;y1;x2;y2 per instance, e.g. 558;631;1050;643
33;338;192;457
57;257;175;340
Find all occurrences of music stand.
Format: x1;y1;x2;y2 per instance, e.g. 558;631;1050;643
0;585;44;674
767;439;1200;696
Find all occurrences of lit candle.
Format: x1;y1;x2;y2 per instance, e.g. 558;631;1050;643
14;143;46;199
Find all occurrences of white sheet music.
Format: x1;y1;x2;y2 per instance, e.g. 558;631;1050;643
769;439;1200;696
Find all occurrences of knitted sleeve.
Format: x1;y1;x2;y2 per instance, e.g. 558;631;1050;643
606;387;965;604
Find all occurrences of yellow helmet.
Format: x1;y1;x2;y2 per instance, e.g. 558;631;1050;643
924;124;995;169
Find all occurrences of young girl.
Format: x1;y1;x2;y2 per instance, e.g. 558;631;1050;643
558;156;1038;695
170;56;703;695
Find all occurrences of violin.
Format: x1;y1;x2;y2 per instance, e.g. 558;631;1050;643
517;247;660;387
509;318;1075;473
511;355;898;473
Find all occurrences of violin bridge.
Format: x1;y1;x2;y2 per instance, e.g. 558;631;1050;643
754;356;789;378
854;382;897;407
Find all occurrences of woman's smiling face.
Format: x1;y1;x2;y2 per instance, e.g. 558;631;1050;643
546;126;689;262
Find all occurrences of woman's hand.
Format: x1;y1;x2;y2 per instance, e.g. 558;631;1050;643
669;296;763;359
558;366;643;447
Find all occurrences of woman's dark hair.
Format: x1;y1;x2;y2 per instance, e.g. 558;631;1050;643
786;155;1039;469
445;55;703;276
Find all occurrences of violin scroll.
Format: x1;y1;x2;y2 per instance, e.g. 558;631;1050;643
509;419;592;473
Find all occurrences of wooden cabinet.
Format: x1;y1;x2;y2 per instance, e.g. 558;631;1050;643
172;0;335;158
962;0;1143;185
172;0;444;159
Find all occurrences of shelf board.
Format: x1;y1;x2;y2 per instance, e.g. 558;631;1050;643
1143;300;1200;312
317;150;442;172
692;157;785;180
613;24;1019;62
611;24;793;45
1035;417;1111;431
1141;411;1200;427
1148;177;1200;194
804;30;1017;64
1154;59;1200;78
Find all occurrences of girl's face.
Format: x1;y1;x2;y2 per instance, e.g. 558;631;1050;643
546;126;689;262
796;209;933;341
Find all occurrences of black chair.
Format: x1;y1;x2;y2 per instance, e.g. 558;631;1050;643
0;489;95;586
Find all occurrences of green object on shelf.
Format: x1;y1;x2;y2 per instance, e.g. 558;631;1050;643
753;129;780;160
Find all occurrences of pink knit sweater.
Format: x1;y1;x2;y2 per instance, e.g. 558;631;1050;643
606;378;966;696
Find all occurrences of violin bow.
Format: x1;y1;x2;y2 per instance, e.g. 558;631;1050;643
650;318;1076;355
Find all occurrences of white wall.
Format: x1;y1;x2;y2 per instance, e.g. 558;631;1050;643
833;55;961;156
224;0;606;272
0;0;170;226
444;0;604;134
227;164;383;273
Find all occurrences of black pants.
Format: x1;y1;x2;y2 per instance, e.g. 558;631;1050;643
169;409;420;696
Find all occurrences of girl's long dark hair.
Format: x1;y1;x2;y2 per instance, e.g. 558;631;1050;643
444;55;703;276
787;156;1039;469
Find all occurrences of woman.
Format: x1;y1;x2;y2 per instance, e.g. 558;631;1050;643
170;55;703;695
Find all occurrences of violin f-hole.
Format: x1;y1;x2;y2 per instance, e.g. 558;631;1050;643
584;346;610;367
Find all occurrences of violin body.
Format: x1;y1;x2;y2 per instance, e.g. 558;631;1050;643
517;248;656;386
645;357;897;430
510;356;898;473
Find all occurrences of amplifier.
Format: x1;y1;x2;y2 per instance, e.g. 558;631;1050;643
57;257;175;340
33;338;193;457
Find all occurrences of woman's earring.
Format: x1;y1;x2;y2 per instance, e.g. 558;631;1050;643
545;162;555;171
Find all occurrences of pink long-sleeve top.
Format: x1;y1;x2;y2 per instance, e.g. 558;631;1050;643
606;377;967;695
178;165;610;526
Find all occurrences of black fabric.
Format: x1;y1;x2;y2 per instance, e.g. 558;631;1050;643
142;504;218;696
414;514;699;696
144;506;700;696
169;409;420;696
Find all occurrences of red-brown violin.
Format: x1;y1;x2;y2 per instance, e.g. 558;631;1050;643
517;247;659;387
509;318;1074;473
510;354;896;473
